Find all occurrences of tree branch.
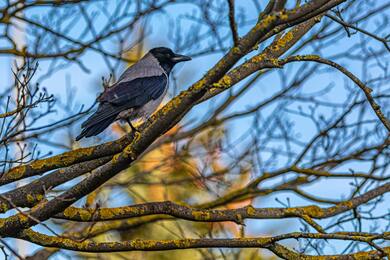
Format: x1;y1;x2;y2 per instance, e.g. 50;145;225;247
281;55;390;131
16;229;390;259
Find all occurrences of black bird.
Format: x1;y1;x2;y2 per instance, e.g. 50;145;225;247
76;47;191;141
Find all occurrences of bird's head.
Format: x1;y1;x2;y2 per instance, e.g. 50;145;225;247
149;47;191;73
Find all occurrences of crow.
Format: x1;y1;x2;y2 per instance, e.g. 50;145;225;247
76;47;191;141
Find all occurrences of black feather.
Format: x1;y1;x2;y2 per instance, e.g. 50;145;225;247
77;75;167;140
99;75;167;106
76;114;117;141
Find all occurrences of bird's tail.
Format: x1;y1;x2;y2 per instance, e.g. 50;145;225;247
76;114;117;141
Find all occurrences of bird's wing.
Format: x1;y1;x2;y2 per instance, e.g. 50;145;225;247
82;75;167;128
99;74;167;106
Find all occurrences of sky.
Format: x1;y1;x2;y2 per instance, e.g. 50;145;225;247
0;0;389;258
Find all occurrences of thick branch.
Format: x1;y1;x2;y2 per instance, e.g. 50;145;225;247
16;229;390;259
0;135;133;185
0;156;111;212
55;181;390;222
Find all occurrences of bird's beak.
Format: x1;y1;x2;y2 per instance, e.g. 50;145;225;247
171;53;192;63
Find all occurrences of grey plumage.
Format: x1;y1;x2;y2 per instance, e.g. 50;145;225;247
76;47;191;140
118;53;164;81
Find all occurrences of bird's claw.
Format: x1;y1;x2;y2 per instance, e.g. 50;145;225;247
126;119;139;134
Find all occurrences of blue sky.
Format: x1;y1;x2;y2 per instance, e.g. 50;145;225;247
0;0;389;258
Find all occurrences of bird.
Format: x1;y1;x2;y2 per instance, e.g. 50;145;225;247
76;47;191;141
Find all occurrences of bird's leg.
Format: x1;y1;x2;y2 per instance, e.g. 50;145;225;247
126;119;138;133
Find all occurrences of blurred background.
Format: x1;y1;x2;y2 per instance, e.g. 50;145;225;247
0;0;389;259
